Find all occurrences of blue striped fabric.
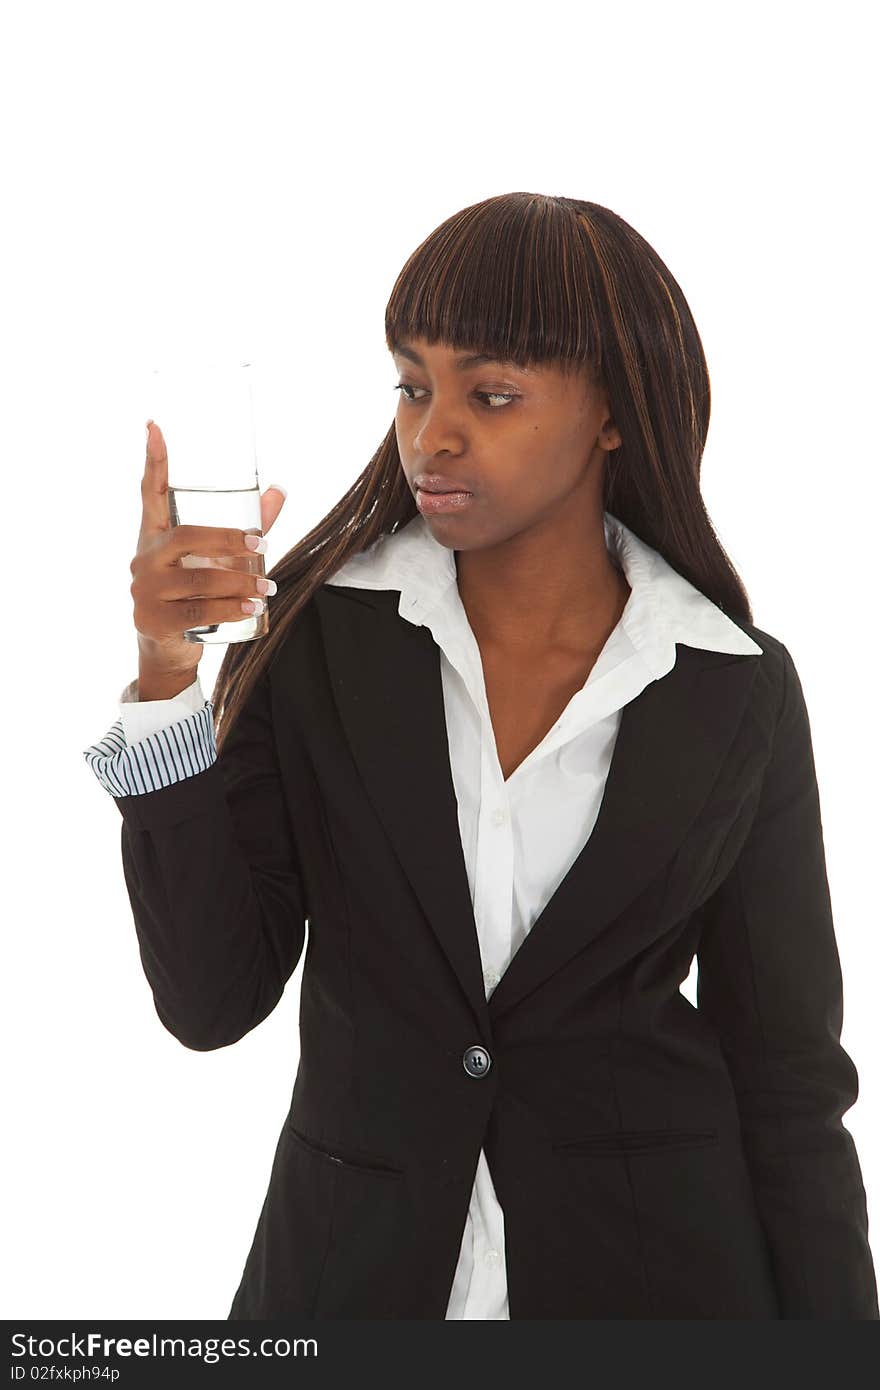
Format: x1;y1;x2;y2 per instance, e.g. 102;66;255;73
83;701;217;797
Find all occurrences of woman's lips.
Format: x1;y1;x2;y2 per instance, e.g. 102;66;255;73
413;472;473;493
416;486;474;515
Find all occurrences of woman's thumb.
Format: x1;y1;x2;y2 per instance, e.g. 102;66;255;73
260;483;287;535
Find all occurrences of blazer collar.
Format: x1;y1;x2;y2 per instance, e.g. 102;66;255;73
313;532;762;1026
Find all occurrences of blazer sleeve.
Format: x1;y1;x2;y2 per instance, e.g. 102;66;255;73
695;641;878;1319
91;665;307;1053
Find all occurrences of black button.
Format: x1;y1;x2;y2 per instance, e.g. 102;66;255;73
463;1044;491;1077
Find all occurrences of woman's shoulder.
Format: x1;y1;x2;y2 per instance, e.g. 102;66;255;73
263;577;387;687
719;613;809;732
723;614;788;664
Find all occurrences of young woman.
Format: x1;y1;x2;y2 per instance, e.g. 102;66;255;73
85;192;878;1320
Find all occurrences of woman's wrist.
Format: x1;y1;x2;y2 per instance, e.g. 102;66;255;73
136;663;201;702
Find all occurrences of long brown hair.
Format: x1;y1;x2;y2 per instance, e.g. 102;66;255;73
211;191;754;756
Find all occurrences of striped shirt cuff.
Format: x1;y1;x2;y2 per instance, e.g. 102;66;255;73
83;701;217;797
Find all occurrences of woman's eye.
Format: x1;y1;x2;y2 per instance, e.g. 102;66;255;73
394;383;517;409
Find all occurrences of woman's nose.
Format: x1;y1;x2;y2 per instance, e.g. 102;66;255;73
413;408;466;454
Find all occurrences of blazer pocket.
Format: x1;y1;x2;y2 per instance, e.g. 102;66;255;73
553;1126;719;1156
285;1121;405;1178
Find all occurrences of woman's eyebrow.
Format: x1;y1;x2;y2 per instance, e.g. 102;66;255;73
392;343;533;373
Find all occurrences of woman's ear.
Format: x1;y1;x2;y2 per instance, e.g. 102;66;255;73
600;418;622;451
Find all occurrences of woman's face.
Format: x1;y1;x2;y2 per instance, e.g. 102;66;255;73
392;335;621;551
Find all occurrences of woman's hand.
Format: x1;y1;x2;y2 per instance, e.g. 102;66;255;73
131;420;287;687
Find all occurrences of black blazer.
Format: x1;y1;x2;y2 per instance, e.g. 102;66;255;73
110;582;879;1319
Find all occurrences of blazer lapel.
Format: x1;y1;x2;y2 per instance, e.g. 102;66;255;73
488;640;761;1018
315;583;490;1025
313;584;761;1027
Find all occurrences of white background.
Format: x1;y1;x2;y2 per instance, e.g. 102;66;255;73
2;0;877;1319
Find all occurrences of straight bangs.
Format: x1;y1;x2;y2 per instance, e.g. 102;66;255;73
384;192;605;382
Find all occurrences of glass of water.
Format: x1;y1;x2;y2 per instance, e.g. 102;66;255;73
147;359;268;645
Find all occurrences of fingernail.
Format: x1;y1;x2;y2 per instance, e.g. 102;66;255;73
267;482;287;499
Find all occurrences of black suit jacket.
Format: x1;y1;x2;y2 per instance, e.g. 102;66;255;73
110;582;878;1319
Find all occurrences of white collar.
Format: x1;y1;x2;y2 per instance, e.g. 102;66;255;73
325;509;762;676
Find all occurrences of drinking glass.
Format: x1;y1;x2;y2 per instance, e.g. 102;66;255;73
146;360;268;644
